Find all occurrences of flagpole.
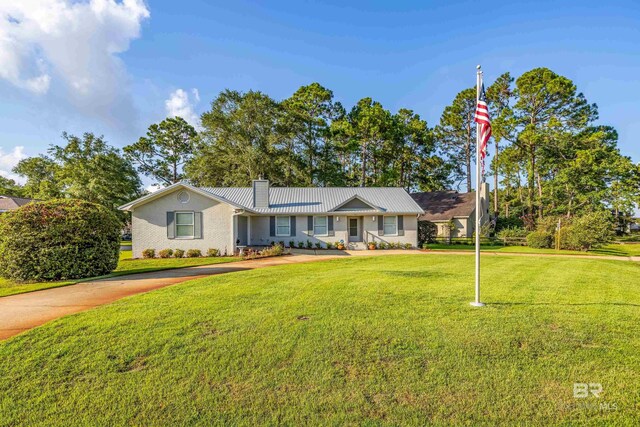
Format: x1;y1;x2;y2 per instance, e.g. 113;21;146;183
471;65;485;307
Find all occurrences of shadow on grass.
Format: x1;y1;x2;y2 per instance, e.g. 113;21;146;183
490;301;640;307
382;270;451;279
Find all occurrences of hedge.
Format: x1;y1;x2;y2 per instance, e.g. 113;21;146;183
0;199;121;281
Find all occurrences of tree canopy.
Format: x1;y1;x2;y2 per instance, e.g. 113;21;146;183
6;71;638;228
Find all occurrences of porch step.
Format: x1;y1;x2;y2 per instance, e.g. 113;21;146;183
348;242;368;251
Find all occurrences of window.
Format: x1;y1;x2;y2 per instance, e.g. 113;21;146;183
383;216;398;235
276;216;291;236
175;212;195;238
314;216;328;235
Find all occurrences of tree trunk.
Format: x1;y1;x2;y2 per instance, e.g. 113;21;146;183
536;171;543;218
493;140;499;213
465;144;472;192
360;141;367;187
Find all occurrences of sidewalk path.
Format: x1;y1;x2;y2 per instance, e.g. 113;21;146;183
1;250;636;340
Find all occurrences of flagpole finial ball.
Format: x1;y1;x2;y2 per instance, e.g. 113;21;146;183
476;64;481;70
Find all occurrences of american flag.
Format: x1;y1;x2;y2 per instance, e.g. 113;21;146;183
474;84;491;170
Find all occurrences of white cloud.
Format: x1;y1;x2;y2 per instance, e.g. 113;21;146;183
0;0;150;124
0;146;27;183
145;183;162;193
165;88;201;128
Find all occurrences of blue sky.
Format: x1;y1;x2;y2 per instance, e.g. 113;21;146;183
1;0;639;190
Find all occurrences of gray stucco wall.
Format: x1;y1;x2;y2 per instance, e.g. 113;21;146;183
131;188;235;258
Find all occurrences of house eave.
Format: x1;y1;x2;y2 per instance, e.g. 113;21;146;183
118;182;255;213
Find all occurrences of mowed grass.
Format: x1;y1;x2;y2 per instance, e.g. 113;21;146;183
0;251;237;297
1;255;639;426
424;242;640;257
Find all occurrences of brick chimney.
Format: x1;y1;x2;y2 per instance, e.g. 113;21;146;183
252;179;269;208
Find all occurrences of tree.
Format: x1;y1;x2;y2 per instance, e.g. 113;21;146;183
389;109;447;191
348;98;393;187
124;117;198;186
49;132;142;211
186;90;288;186
0;176;22;197
14;133;141;218
486;72;514;213
281;83;344;186
508;68;598;216
434;88;477;192
13;156;62;199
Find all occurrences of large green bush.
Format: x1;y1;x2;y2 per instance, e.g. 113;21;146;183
0;199;121;281
559;211;614;251
526;231;553;249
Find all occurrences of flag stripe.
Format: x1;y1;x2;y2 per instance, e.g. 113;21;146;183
474;84;492;163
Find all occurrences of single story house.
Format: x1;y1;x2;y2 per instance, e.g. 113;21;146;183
119;180;424;257
0;195;35;213
411;184;490;239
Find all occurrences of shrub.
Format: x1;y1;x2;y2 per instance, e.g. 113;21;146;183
526;231;553;249
560;211;614;251
378;242;387;249
315;242;322;249
206;248;219;257
496;227;528;240
535;216;563;234
404;243;413;249
262;245;284;257
279;241;285;248
174;249;185;258
142;249;156;259
306;240;313;249
326;242;333;249
158;249;173;258
288;241;295;248
0;199;120;281
298;242;304;248
186;249;202;258
417;221;437;246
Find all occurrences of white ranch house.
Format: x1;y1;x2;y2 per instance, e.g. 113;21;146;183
119;180;424;257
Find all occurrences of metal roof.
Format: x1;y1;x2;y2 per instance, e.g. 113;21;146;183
201;186;424;214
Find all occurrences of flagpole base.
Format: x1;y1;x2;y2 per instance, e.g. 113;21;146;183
470;302;486;307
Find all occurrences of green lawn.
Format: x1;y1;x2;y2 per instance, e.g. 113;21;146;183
0;251;237;298
424;242;640;257
1;255;638;425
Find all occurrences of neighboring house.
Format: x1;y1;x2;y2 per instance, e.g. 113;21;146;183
411;184;490;239
119;180;425;257
0;195;34;213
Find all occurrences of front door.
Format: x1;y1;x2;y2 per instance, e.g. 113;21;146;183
237;216;248;246
348;217;361;242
